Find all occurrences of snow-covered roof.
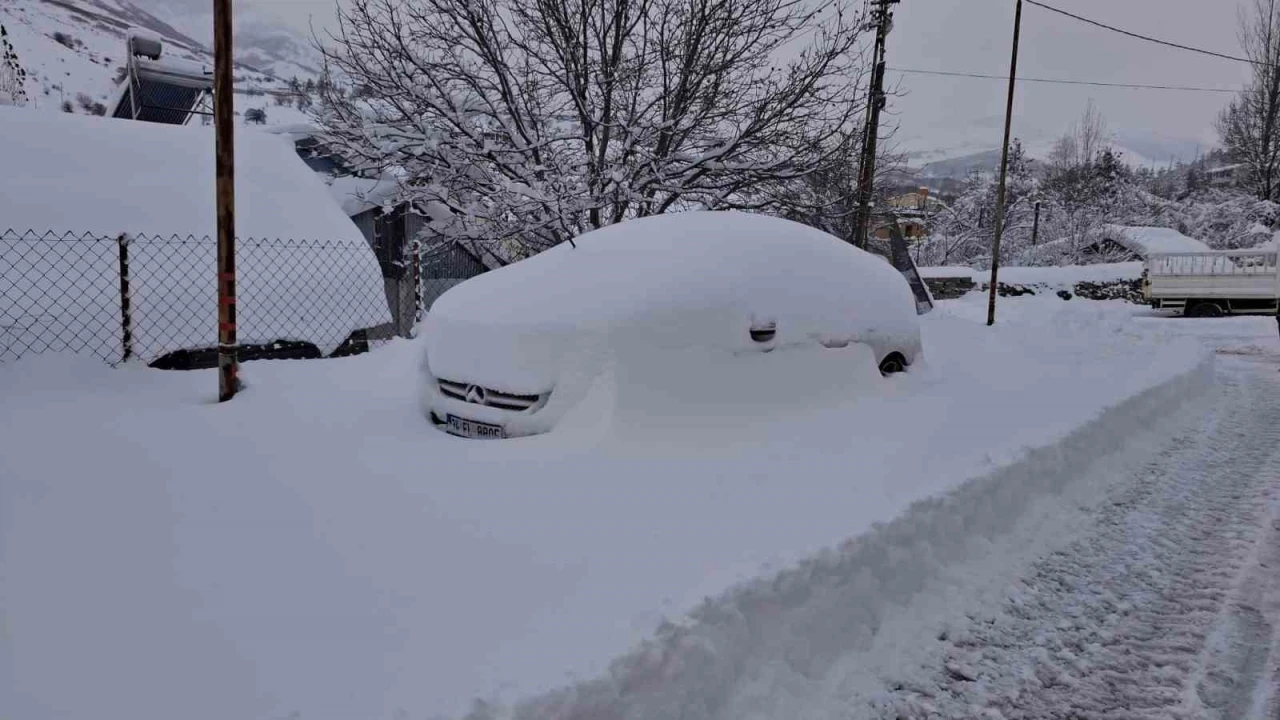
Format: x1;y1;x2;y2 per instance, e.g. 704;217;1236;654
327;174;401;217
266;123;322;143
0;105;389;355
1100;225;1211;257
0;105;372;239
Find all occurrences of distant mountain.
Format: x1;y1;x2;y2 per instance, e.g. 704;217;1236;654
908;130;1212;181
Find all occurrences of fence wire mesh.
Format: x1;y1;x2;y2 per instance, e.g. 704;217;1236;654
2;230;397;367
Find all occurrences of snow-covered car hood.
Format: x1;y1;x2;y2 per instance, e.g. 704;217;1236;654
424;211;920;390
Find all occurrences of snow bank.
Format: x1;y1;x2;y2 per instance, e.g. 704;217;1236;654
0;297;1211;720
0;106;389;358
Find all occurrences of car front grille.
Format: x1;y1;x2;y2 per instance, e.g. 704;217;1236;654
438;379;543;412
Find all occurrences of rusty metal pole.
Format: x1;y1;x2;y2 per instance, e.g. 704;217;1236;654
213;0;238;400
986;0;1023;327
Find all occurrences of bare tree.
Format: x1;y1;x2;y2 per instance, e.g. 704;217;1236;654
1217;0;1280;201
314;0;872;261
1047;99;1107;175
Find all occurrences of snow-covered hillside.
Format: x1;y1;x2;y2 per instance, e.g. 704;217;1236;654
0;0;318;122
905;129;1210;179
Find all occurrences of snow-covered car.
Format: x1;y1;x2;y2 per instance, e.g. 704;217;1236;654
422;211;923;438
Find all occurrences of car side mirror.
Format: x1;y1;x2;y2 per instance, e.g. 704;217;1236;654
749;320;776;343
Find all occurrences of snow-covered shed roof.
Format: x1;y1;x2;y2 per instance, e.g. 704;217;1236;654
0;105;376;240
1100;225;1212;257
0;106;389;357
326;174;402;217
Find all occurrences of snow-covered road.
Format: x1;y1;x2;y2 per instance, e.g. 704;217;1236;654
877;350;1280;719
3;304;1275;720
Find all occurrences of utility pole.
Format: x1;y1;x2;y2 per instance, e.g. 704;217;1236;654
213;0;239;401
852;0;900;249
986;0;1022;327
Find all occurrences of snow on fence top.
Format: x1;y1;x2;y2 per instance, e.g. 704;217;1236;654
1101;225;1212;257
0;106;389;361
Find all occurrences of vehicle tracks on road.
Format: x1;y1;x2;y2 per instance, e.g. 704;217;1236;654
880;356;1280;719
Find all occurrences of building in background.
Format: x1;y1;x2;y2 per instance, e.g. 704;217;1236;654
270;125;495;336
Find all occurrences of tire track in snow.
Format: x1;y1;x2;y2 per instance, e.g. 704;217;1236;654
880;356;1280;719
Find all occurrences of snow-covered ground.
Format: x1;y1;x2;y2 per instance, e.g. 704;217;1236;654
0;291;1228;720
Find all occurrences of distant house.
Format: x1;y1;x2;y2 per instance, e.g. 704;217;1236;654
873;217;928;241
1085;225;1212;261
885;188;944;213
875;188;942;241
0;104;389;365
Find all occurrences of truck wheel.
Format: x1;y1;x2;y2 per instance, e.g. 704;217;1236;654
1187;301;1224;318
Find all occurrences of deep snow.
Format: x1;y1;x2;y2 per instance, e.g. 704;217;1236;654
0;293;1214;720
424;212;922;433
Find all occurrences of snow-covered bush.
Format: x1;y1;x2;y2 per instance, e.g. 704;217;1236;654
1136;189;1277;249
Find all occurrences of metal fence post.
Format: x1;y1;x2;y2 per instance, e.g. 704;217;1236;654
117;233;133;362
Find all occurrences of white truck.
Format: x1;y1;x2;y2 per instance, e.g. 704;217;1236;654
1143;250;1279;317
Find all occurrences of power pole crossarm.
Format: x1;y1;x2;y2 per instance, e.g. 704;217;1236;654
986;0;1023;327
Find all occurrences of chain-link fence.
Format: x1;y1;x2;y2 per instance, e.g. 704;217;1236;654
2;230;394;367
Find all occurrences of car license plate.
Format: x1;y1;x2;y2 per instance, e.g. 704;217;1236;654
445;414;505;439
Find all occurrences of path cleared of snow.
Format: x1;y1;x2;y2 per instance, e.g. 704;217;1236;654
872;348;1280;719
0;297;1211;720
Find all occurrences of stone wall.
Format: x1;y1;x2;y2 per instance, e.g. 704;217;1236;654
924;276;977;300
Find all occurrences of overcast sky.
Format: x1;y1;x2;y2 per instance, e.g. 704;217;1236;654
886;0;1252;159
192;0;1254;159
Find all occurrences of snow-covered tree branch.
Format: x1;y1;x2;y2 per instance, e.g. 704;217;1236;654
313;0;873;261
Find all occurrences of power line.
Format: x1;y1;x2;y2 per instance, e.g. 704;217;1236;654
1024;0;1268;67
889;67;1238;94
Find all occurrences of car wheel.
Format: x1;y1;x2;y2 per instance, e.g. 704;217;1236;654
879;353;907;376
1187;301;1224;318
